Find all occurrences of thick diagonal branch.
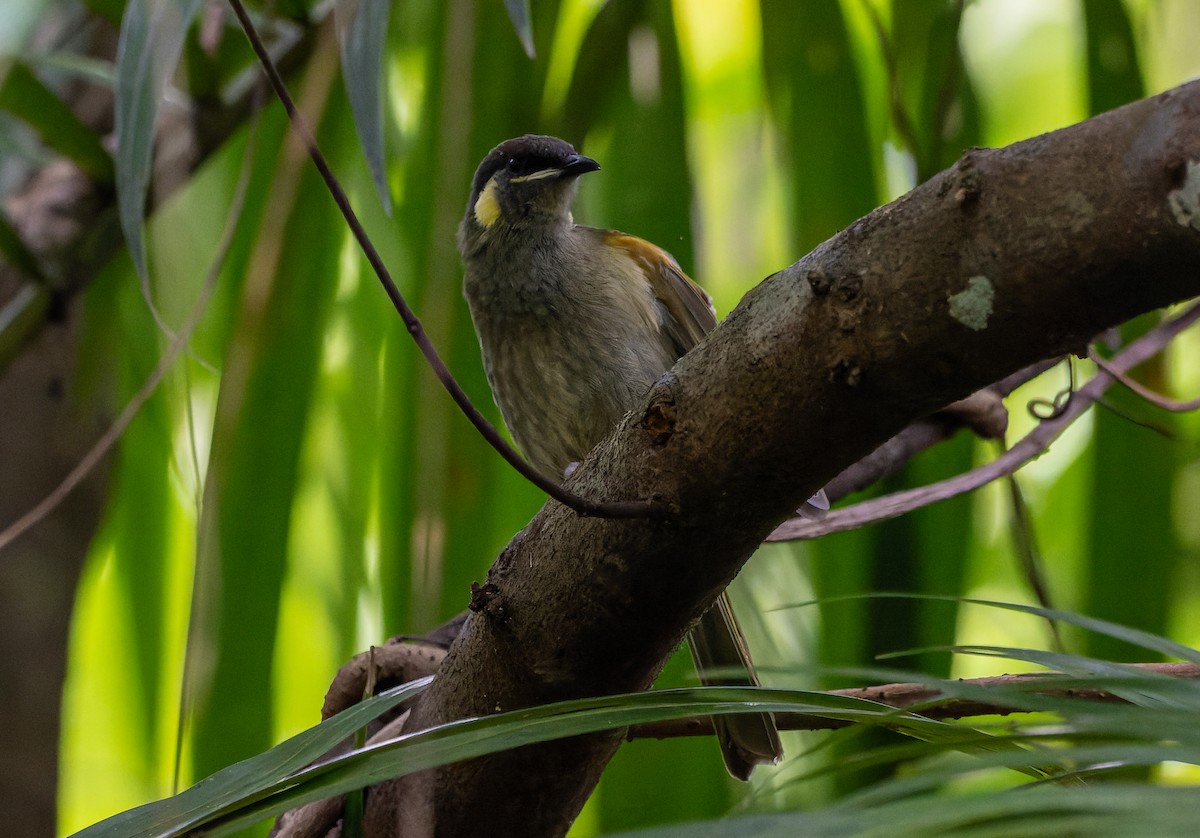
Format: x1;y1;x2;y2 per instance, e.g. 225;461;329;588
373;82;1200;837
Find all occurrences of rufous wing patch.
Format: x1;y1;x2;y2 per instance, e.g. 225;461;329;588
605;231;717;351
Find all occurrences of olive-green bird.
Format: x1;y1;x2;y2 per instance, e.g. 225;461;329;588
459;134;805;779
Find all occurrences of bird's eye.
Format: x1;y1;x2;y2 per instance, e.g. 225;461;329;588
506;157;528;176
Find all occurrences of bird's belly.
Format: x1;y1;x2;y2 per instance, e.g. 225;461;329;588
479;319;670;476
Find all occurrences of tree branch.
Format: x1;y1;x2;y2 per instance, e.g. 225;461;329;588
370;82;1200;837
809;360;1048;508
769;303;1200;542
1088;345;1200;412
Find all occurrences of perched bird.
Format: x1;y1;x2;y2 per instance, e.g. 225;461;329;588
458;133;787;780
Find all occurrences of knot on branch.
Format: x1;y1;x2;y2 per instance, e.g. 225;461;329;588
941;148;984;207
642;397;677;446
1166;158;1200;232
835;274;863;303
321;642;447;719
806;266;832;296
469;581;505;621
830;359;864;387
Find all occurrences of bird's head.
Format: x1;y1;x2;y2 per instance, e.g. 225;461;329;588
459;135;599;249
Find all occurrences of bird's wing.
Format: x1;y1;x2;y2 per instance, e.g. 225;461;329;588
603;231;717;355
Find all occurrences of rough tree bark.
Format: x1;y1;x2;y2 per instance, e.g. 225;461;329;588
363;81;1200;836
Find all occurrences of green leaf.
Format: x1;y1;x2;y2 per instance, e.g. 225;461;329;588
0;61;114;181
889;0;980;181
503;0;536;59
828;593;1200;665
184;85;347;786
82;659;1200;838
553;0;642;143
113;0;203;279
1079;3;1157;670
1082;0;1144;115
1084;319;1174;665
90;685;945;837
761;0;878;251
75;678;429;838
335;0;393;213
79;0;124;27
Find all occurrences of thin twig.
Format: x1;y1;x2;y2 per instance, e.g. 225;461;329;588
1088;346;1200;412
1001;461;1065;653
820;360;1056;505
226;0;664;520
769;300;1200;542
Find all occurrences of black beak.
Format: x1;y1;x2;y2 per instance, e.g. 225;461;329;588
561;154;600;177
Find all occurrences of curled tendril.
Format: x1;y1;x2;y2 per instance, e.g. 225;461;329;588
1028;356;1076;420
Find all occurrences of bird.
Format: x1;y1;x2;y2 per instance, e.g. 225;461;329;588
457;134;797;779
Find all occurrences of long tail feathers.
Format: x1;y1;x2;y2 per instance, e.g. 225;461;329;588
685;591;783;780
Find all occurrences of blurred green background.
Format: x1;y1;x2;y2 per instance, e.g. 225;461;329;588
2;0;1199;835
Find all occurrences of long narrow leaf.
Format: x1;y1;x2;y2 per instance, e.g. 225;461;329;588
502;0;536;59
170;686;952;837
615;784;1200;837
335;0;392;213
75;678;429;838
788;593;1200;665
113;0;203;278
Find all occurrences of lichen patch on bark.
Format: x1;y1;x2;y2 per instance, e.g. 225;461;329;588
1168;160;1200;231
948;275;995;331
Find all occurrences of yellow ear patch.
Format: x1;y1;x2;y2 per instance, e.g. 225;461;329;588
474;178;502;228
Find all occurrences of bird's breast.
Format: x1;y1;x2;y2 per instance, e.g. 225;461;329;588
463;234;676;474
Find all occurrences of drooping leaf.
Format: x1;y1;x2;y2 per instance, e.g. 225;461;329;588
113;0;204;278
1082;0;1144;114
614;784;1200;837
553;0;642;145
503;0;536;59
79;639;1200;837
184;54;346;786
83;684;953;837
75;678;430;838
335;0;393;213
890;0;981;180
1079;0;1167;668
761;0;878;251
